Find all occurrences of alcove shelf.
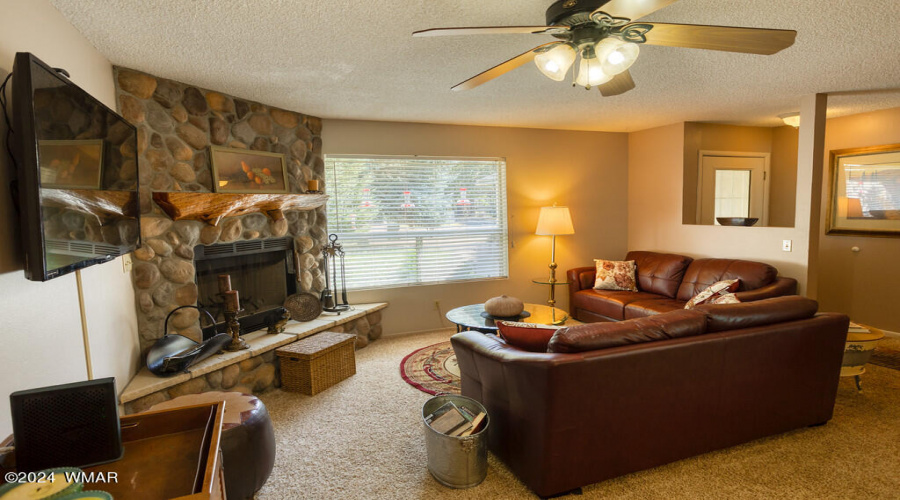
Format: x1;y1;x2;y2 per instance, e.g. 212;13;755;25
152;192;328;226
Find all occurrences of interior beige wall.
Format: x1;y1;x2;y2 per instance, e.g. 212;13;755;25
323;120;628;335
0;0;140;436
628;117;817;293
769;125;800;227
817;106;900;332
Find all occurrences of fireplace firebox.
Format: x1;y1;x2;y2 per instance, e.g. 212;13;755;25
194;237;296;339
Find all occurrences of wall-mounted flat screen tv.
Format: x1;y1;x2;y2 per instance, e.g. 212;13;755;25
10;52;140;281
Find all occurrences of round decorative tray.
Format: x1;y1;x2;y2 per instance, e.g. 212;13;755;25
284;293;323;322
480;310;531;322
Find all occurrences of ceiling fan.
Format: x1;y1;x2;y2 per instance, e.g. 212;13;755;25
413;0;797;96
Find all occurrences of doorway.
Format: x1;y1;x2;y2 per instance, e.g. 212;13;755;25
697;151;770;225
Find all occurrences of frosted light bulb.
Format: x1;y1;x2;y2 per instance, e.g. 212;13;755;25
534;43;576;81
574;55;612;88
595;38;640;76
608;51;625;65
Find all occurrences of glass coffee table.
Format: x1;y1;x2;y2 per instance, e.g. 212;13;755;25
446;303;576;334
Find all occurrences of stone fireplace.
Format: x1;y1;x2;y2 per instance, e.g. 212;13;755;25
114;68;386;413
114;66;334;353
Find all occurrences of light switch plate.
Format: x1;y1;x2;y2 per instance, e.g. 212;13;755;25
122;253;133;273
782;240;792;252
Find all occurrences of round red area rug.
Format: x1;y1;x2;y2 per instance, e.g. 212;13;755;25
400;341;461;395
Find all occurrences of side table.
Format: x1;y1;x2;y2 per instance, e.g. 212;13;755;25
531;278;571;325
841;322;885;391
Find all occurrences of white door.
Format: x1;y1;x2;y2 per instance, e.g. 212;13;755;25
698;153;770;225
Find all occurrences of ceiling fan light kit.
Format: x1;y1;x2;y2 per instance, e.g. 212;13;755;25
414;0;796;96
534;43;577;81
574;45;613;88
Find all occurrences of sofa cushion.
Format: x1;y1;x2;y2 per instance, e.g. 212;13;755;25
676;258;777;301
496;321;559;352
572;290;663;321
684;279;740;309
693;295;818;332
593;259;638;291
548;309;708;353
624;298;687;319
625;251;693;298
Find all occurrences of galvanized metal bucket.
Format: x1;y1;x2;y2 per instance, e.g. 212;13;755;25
422;394;490;488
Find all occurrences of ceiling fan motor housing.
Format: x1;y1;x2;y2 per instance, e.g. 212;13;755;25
546;0;612;26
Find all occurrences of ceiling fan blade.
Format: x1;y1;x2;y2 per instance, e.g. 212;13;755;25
598;71;635;96
451;42;561;91
635;23;797;55
593;0;679;21
413;26;569;37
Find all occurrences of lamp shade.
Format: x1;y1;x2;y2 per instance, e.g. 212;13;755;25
534;43;576;81
535;206;575;235
574;55;612;87
595;38;639;76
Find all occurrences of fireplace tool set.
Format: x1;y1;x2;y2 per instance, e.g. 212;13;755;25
320;233;350;313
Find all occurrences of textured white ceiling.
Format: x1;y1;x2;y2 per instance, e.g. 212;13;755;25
49;0;900;132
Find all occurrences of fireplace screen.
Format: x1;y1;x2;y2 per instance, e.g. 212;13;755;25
194;237;296;338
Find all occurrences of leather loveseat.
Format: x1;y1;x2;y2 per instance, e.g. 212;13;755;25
567;251;798;322
451;296;848;497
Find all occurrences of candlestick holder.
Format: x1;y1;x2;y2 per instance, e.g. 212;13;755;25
223;308;249;351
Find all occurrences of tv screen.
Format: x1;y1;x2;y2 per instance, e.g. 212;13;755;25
10;52;140;281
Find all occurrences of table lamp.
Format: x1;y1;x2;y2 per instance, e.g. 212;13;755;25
535;205;575;307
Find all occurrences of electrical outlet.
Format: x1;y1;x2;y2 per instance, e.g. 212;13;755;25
782;240;792;252
122;253;133;273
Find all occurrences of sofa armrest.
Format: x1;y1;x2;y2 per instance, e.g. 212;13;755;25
567;266;595;315
734;277;798;302
567;267;595;292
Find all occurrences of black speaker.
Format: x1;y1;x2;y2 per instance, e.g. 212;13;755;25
10;377;123;472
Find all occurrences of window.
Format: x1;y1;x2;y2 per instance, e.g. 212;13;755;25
325;155;508;290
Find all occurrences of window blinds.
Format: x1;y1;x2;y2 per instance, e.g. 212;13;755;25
325;155;509;290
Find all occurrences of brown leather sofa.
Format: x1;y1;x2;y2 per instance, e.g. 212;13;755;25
567;250;798;322
451;296;848;498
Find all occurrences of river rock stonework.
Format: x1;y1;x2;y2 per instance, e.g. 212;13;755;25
114;67;330;353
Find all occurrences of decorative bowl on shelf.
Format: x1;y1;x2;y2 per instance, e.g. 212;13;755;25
716;217;759;226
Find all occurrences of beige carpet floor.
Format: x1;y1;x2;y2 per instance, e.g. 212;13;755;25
257;330;900;499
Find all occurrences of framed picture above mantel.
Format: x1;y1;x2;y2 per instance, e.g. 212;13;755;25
827;143;900;237
210;146;290;194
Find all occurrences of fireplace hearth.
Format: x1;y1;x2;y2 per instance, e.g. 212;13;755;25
194;237;296;338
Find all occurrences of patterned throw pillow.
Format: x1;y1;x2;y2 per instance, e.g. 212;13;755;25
709;293;741;305
496;321;559;353
593;259;638;291
684;279;740;309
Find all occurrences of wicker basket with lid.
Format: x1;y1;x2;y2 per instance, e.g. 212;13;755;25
276;332;356;395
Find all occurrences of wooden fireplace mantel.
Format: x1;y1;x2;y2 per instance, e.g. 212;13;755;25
152;192;329;226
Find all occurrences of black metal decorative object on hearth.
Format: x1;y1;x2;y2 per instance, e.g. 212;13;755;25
320;234;350;313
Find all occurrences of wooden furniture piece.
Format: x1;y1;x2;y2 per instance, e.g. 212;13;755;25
84;402;226;499
277;332;357;395
445;303;576;334
150;392;275;500
841;323;885;391
153;191;327;226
